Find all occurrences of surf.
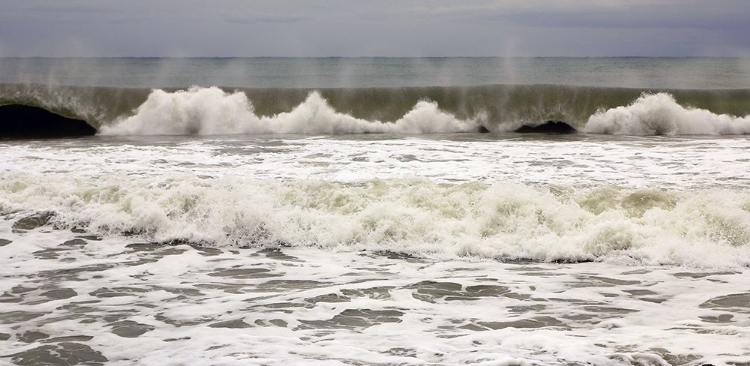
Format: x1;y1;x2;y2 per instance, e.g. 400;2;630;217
1;83;750;136
2;174;749;268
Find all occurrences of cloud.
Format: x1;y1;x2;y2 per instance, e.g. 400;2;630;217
474;5;750;30
224;13;308;25
385;1;750;31
0;0;748;56
26;3;116;14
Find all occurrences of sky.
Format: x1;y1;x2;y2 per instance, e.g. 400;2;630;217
1;0;749;57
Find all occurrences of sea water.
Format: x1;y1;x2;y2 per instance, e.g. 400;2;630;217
1;58;749;365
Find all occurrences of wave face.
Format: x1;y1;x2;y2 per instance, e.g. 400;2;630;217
99;87;483;135
2;174;749;268
1;83;749;135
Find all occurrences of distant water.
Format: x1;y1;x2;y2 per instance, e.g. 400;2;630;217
1;58;749;365
2;57;750;88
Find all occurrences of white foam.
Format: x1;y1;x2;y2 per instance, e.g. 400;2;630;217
1;221;747;365
584;93;750;135
100;87;484;135
2;174;749;268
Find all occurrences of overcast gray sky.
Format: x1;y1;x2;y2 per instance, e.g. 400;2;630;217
1;0;749;57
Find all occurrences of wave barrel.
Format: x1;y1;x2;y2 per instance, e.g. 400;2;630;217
0;104;96;139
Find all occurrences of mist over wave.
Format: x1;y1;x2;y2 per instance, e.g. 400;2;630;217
99;87;485;135
2;174;749;268
585;93;750;135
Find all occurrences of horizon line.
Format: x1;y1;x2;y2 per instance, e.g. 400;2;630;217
1;56;747;59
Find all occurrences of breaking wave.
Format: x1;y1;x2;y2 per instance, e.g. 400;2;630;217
1;83;749;136
99;87;484;135
2;174;749;268
585;93;750;135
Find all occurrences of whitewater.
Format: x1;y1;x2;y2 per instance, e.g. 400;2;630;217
1;58;750;366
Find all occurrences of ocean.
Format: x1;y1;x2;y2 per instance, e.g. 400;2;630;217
1;58;749;365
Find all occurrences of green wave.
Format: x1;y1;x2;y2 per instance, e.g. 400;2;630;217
1;83;749;131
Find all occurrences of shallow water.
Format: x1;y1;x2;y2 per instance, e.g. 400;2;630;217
1;217;748;365
1;133;750;365
3;133;750;187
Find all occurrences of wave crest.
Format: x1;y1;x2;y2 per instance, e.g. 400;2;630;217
584;93;750;135
100;87;485;135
